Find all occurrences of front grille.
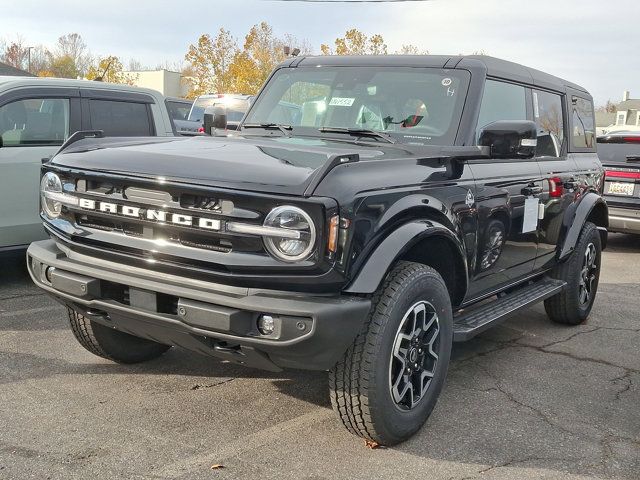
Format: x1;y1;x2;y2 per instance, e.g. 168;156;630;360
51;172;327;273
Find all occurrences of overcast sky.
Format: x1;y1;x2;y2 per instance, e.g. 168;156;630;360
2;0;637;105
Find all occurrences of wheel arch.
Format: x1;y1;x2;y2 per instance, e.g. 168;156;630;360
344;220;468;307
559;192;608;260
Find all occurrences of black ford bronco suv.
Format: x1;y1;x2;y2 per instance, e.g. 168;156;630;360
28;55;607;445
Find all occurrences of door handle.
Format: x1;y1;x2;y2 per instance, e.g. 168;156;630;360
521;185;543;196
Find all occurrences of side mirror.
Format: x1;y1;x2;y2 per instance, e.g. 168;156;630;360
203;106;227;135
478;120;538;159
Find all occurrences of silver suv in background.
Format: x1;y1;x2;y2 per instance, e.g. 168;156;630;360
0;76;175;251
188;94;251;130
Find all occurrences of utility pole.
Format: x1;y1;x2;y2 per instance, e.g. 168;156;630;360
27;46;34;74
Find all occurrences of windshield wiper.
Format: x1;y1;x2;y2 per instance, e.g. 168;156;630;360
241;123;292;137
318;127;396;144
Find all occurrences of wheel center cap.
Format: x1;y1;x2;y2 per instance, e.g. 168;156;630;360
408;347;418;364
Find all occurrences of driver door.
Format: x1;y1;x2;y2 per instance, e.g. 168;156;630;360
466;80;542;299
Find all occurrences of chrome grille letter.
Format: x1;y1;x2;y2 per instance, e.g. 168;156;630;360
171;214;192;226
79;198;95;209
198;218;221;230
99;202;117;213
122;206;140;217
146;209;167;222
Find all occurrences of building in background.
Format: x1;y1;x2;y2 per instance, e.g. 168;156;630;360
122;69;189;98
0;61;35;77
597;90;640;134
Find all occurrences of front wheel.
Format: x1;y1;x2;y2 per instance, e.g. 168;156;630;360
329;262;453;445
68;308;171;363
544;222;602;325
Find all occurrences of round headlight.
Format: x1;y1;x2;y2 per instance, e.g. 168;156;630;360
40;172;63;218
263;206;316;262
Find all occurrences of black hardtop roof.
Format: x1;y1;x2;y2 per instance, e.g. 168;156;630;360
285;54;590;98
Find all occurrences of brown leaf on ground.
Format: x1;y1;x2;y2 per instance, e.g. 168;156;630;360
210;464;225;470
364;440;381;449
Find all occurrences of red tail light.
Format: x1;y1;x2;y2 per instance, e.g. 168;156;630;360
605;170;640;179
548;176;564;198
198;127;204;133
623;136;640;143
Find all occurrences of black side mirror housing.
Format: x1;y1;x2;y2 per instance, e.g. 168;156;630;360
203;106;228;135
478;120;538;159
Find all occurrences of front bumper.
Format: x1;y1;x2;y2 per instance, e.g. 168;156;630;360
608;206;640;234
27;240;371;371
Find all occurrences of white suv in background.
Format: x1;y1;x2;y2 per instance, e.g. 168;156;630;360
0;76;175;251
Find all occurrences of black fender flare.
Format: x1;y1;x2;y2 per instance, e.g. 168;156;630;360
559;192;608;260
344;220;469;302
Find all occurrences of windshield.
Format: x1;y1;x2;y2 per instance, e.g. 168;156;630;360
244;66;470;145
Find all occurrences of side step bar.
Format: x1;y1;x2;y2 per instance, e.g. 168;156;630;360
453;278;566;342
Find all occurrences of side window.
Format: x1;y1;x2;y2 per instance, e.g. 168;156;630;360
476;80;527;140
167;101;190;121
0;98;69;146
89;100;152;136
533;90;564;157
571;97;595;149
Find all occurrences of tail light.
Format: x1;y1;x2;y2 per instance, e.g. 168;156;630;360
548;177;564;198
605;170;640;180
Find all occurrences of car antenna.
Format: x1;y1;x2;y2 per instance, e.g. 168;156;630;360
93;59;112;82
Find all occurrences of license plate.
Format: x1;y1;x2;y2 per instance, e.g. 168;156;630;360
608;182;635;196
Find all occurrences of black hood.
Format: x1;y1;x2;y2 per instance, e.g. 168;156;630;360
52;135;394;196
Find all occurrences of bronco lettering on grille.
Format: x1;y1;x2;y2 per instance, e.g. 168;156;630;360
78;198;221;231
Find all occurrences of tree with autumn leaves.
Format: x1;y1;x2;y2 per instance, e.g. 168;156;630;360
184;22;310;99
183;25;424;99
2;25;427;95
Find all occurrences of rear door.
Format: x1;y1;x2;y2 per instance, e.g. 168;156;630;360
80;89;156;136
531;89;578;270
466;79;542;298
0;87;81;248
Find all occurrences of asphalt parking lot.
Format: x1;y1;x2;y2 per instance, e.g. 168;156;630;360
0;235;638;480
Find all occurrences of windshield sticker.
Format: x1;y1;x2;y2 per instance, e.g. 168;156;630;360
447;87;455;97
329;97;355;107
441;78;452;87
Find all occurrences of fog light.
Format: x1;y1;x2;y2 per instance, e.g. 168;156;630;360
44;266;56;283
257;315;275;335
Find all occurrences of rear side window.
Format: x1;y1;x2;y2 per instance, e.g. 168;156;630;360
166;101;191;121
89;100;152;136
571;97;595;150
0;98;69;146
476;80;527;140
533;90;565;157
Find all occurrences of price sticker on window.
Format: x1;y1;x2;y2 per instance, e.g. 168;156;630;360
329;97;355;107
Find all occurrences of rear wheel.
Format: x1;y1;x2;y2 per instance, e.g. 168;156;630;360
329;262;453;445
544;222;601;325
68;308;171;363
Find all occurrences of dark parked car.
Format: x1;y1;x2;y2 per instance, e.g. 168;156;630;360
27;55;607;445
597;132;640;234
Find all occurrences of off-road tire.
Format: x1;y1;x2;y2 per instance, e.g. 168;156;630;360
68;308;170;363
329;261;453;445
544;222;601;325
